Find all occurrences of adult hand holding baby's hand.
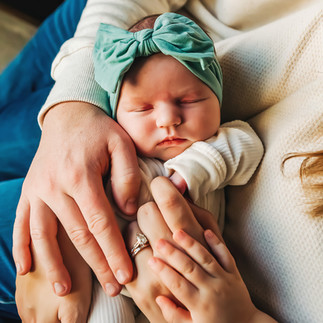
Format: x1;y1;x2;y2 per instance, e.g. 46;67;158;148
13;101;141;296
126;177;218;322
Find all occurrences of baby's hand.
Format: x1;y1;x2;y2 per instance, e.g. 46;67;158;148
148;229;275;323
169;171;187;195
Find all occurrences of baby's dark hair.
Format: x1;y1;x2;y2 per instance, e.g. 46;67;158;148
128;14;160;32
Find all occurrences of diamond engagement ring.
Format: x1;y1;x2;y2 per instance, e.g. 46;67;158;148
130;233;150;258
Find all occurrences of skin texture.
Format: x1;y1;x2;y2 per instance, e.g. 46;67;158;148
15;177;276;322
126;177;277;323
16;224;92;323
116;53;221;161
13;101;141;296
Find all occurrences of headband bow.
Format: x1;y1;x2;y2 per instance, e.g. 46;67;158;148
93;12;223;118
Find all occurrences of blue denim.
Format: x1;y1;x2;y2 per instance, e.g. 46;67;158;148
0;0;87;320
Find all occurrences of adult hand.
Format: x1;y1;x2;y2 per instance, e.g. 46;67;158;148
16;224;92;323
13;102;141;296
125;221;169;323
126;176;222;321
127;177;276;323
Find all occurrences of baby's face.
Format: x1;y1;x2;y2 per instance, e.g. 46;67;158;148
116;53;220;161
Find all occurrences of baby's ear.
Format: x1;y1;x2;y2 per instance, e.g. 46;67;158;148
169;171;187;195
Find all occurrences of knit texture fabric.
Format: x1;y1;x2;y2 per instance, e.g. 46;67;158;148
38;1;323;322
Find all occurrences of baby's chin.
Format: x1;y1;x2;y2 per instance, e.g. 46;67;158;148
155;145;192;161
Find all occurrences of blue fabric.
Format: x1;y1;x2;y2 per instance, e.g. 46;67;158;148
0;0;87;320
93;12;223;118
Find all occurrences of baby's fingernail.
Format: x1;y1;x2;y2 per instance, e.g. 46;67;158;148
105;283;120;296
53;282;66;295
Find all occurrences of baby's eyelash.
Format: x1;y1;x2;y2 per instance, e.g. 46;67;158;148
134;105;153;112
179;97;208;104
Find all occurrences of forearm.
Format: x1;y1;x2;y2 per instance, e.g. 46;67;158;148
38;0;187;126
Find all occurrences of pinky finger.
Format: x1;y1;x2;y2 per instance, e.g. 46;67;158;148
156;296;191;323
204;230;238;274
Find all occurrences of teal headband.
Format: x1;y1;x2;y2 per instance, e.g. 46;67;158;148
93;12;223;119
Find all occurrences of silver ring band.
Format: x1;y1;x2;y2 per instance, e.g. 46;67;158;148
130;233;150;258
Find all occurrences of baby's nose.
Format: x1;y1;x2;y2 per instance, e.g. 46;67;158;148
155;103;182;128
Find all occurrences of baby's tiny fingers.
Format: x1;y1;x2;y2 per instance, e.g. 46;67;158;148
204;229;237;274
173;230;224;277
156;296;191;323
148;256;198;308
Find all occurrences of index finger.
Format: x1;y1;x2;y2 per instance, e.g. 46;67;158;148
150;177;205;246
72;175;134;285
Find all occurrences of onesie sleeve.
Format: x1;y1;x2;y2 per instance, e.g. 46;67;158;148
164;120;264;202
38;0;187;126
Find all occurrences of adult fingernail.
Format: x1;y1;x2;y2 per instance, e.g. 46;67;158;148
116;269;129;284
105;283;119;296
54;282;66;295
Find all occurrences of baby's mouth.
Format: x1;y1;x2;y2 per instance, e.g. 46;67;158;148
158;137;187;147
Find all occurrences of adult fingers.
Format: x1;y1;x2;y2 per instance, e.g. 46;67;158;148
49;190;124;296
189;203;224;243
137;201;174;257
156;296;191;323
124;221;154;277
109;129;141;215
29;198;71;296
125;222;167;322
150;177;205;245
58;302;88;323
13;194;31;275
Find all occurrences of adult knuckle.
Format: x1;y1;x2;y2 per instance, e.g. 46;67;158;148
161;193;181;210
69;228;92;247
87;213;111;236
30;227;47;241
118;169;140;186
94;263;110;277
